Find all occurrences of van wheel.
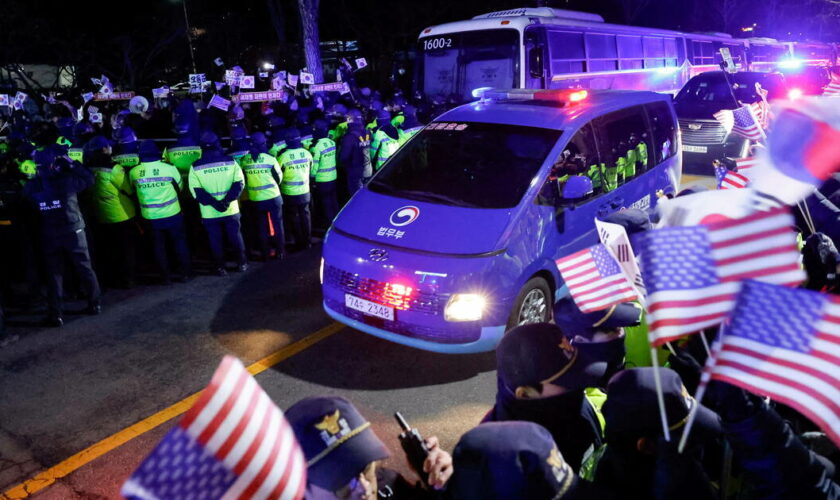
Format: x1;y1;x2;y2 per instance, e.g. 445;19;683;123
506;277;552;330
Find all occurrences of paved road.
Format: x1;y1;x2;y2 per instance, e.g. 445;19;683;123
0;246;496;499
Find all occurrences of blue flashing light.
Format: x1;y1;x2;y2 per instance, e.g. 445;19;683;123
471;87;493;99
778;58;803;69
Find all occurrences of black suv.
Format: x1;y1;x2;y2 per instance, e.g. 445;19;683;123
674;71;787;173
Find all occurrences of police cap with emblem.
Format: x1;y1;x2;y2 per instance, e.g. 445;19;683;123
603;367;722;444
448;421;579;499
497;323;608;392
286;396;390;492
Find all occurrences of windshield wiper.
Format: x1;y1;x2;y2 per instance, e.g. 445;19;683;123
398;189;482;208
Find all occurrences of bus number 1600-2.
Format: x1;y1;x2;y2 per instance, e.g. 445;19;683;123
423;38;452;50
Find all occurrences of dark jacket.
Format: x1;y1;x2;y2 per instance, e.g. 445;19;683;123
24;161;93;237
339;123;373;180
724;400;840;499
484;379;603;472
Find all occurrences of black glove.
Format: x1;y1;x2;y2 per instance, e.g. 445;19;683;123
705;380;761;423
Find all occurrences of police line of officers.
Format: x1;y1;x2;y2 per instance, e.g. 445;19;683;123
7;100;425;327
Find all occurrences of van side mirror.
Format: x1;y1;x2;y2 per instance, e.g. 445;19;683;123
559;175;593;205
528;47;543;78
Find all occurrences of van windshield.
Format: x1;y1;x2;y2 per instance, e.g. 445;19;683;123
367;122;560;209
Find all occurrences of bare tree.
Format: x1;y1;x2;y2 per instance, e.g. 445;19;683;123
298;0;324;83
619;0;652;25
713;0;741;32
265;0;287;47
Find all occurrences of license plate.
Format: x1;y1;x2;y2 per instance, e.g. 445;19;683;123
345;294;394;321
683;145;707;153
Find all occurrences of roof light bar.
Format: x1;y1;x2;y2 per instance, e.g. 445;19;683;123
473;88;588;104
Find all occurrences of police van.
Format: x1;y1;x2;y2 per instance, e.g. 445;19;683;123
321;89;680;353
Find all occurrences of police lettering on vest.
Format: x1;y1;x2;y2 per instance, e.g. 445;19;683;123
239;153;283;202
128;161;183;220
188;159;245;218
278;148;313;196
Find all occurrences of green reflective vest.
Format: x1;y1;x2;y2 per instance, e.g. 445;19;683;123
17;159;37;180
587;163;604;191
91;165;136;223
397;126;423;146
328;122;348;143
301;135;314;150
310;138;337;183
277;148;312;196
164;146;202;174
391;113;405;128
113;153;140;169
636;142;648;169
269;141;286;158
624;149;637;179
239;153;282;202
129;161;183;220
604;161;620;192
188;159;244;219
370;130;399;170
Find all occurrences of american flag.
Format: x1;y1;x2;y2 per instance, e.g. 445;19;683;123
715;164;749;189
735;155;760;171
632;208;804;346
708;280;840;446
122;356;306;500
750;100;770;129
556;243;638;313
714;105;766;141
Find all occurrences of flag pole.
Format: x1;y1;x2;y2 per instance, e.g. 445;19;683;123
650;347;672;442
678;322;725;453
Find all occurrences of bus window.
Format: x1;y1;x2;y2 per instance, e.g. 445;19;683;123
618;35;644;70
691;41;715;65
594;106;648;189
644;37;666;68
419;29;519;101
646;101;677;165
548;31;586;74
586;34;618;72
664;38;680;67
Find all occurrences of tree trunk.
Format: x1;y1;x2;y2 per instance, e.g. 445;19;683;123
298;0;324;83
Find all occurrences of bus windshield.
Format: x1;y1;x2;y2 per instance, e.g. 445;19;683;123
368;122;560;209
418;29;519;102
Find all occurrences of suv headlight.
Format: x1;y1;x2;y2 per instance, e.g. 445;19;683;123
444;294;486;322
319;258;325;284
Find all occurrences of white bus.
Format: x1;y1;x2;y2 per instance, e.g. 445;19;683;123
414;7;793;102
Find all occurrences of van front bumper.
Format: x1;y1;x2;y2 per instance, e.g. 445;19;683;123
324;301;506;354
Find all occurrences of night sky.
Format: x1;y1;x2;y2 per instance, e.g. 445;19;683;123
2;0;837;88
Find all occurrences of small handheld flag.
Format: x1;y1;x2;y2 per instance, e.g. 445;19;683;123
122;356;307;500
632;208;804;346
708;280;840;446
556;243;638;313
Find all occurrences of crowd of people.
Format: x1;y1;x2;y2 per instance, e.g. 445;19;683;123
285;300;840;499
3;71;840;500
0;80;430;338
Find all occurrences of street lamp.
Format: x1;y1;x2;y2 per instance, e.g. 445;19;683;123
173;0;198;74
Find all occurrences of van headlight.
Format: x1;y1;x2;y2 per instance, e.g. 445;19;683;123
445;294;486;322
319;258;325;285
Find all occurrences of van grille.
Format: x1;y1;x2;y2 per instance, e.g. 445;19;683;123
324;296;481;344
678;119;727;145
324;265;442;315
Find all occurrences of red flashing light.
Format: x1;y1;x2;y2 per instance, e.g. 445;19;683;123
568;90;588;102
383;283;414;310
500;20;510;25
423;28;432;34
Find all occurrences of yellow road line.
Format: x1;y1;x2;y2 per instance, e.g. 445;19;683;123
1;322;344;500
